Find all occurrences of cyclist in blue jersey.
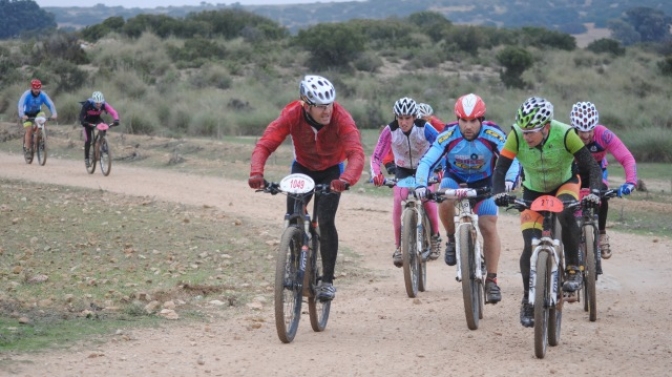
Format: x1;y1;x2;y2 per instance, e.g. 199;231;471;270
17;79;57;159
415;93;520;304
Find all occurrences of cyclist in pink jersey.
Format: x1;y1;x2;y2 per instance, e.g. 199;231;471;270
569;102;637;259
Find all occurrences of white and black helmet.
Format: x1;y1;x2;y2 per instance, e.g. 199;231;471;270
394;97;418;117
91;91;105;103
516;97;553;129
570;101;599;132
417;103;433;118
299;75;336;105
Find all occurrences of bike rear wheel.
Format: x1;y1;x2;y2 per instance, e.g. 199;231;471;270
86;137;97;174
401;208;419;298
274;226;303;343
583;224;597;321
418;211;430;292
99;136;112;176
534;251;550;359
36;128;47;166
308;229;330;332
459;223;482;330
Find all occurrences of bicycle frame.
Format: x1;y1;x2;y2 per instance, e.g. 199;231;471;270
258;173;334;343
440;188;490;283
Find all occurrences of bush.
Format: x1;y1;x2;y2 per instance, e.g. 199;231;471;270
586;38;626;56
657;55;672;76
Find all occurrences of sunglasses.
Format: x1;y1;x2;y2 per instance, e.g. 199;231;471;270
521;127;544;135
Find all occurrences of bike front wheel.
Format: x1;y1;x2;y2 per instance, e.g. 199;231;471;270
459;223;482;330
534;250;551;359
401;208;419;298
36;128;47;166
99;136;112;176
583;224;597;321
308;230;330;332
418;211;430;292
274;226;303;343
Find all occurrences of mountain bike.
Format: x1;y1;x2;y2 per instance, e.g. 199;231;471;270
383;176;437;298
22;116;48;166
438;186;491;330
572;188;618;322
507;195;571;359
86;122;113;176
257;173;340;343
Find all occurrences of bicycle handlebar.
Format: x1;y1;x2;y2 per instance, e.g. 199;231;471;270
256;180;348;195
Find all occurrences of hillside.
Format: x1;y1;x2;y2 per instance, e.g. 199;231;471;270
46;0;672;35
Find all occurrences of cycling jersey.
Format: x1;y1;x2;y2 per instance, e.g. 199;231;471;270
501;120;585;192
370;118;439;177
415;121;519;187
582;125;637;184
18;90;57;118
79;100;119;125
250;100;364;186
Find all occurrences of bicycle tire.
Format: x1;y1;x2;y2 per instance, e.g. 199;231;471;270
583;224;597;321
100;136;112;176
534;250;550;359
459;224;481;330
548;261;564;347
308;228;330;332
274;226;303;343
418;211;430;292
86;136;97;174
36;128;47;166
401;208;419;298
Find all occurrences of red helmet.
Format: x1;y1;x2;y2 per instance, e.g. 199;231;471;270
31;79;42;90
454;93;486;120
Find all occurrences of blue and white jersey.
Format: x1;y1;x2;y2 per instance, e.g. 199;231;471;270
18;90;57;118
416;121;520;187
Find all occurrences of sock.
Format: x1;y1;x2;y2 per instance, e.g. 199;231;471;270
486;273;497;284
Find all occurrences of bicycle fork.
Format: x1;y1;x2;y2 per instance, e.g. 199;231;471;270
528;239;561;306
454;215;484;283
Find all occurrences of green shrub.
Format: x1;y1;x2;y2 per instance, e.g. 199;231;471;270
586;38;626;56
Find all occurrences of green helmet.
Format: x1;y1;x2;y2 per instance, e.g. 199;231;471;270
516;97;553;129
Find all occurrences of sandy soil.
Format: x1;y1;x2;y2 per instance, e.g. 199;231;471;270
1;151;671;377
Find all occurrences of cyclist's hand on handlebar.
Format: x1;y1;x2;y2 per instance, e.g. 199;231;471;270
248;174;265;189
372;173;385;187
617;182;635;197
113;120;120;127
330;179;348;193
493;192;510;207
414;186;427;199
582;190;601;208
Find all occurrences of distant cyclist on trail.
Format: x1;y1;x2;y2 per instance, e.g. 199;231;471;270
247;75;365;302
17;79;57;159
569;101;637;261
79;91;119;169
370;97;442;267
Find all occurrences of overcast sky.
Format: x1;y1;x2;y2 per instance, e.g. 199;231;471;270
35;0;362;8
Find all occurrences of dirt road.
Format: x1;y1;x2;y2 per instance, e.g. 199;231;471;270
2;151;671;377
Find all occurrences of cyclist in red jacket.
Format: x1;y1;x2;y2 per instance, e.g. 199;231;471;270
248;75;365;302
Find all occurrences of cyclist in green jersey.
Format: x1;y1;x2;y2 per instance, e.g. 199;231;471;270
490;97;603;328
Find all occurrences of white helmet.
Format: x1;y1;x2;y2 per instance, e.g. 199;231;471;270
393;97;418;117
91;91;105;103
570;101;599;132
417;103;433;118
299;75;336;105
